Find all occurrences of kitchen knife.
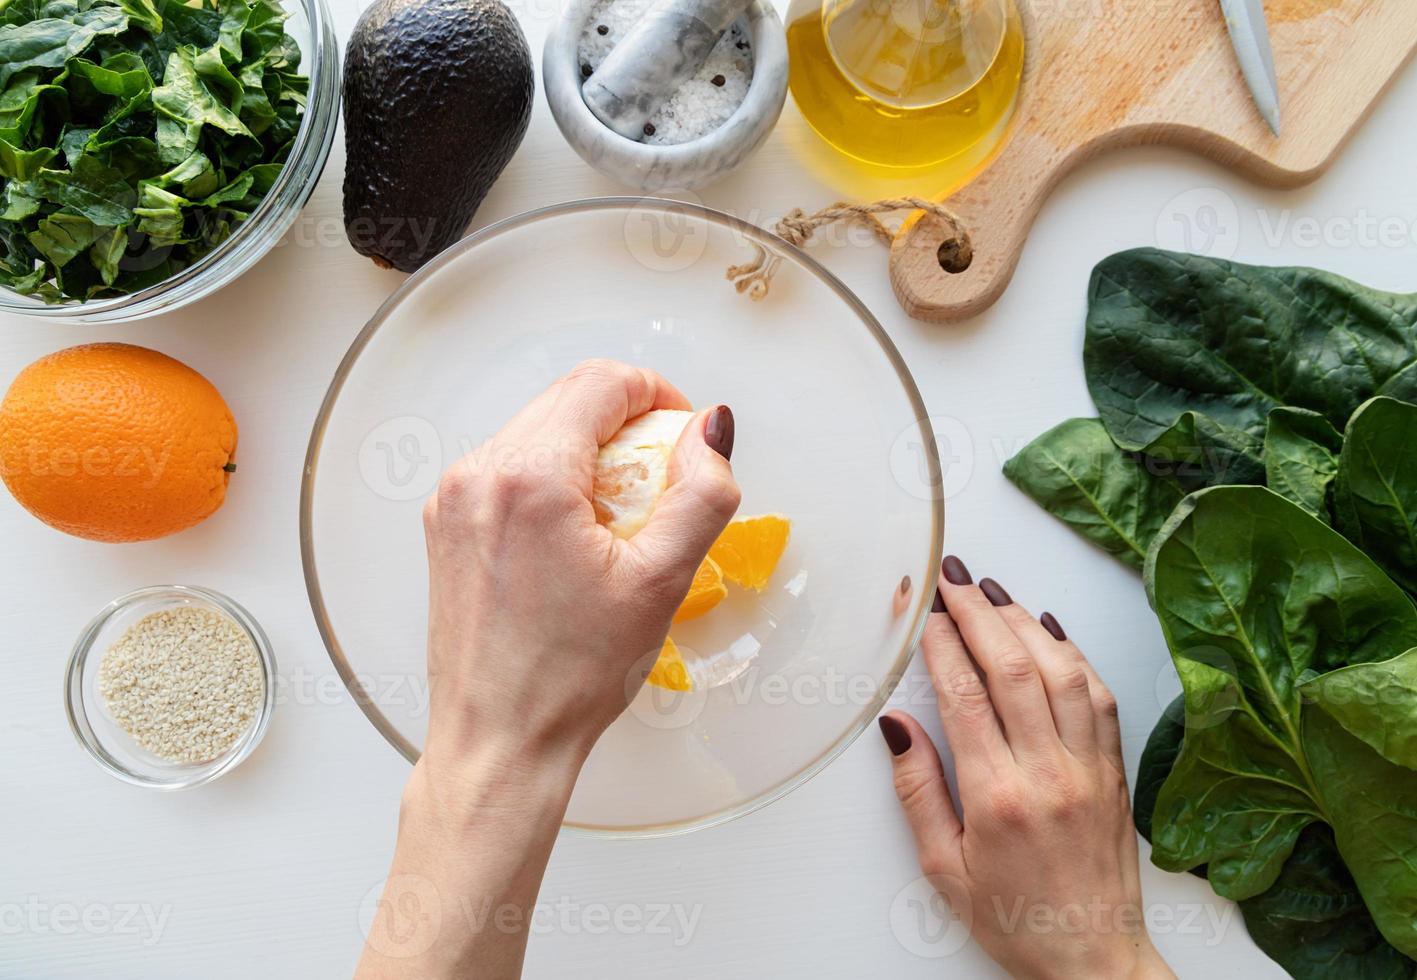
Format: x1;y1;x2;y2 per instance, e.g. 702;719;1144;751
1219;0;1282;136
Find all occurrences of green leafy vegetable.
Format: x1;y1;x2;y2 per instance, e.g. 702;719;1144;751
1264;408;1342;520
1085;249;1417;461
0;0;306;301
1145;486;1417;957
1303;709;1417;959
1002;418;1186;569
1237;824;1414;980
1303;648;1417;770
1138;704;1415;978
1334;397;1417;595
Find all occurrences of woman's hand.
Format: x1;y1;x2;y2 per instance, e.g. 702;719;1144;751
879;556;1174;980
358;360;739;980
419;357;739;777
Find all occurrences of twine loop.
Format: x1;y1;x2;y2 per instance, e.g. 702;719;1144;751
726;197;972;301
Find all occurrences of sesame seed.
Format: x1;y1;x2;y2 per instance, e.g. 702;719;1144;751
97;607;264;764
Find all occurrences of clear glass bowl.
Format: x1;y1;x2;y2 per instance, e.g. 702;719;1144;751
301;198;944;836
65;585;277;789
0;0;339;323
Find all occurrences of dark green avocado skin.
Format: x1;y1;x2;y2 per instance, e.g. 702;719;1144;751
342;0;533;272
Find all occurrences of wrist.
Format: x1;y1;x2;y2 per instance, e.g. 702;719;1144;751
406;732;586;836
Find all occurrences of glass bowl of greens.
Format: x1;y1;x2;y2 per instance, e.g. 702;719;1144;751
0;0;338;321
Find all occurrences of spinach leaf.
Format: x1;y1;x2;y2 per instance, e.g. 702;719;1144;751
1002;418;1187;569
0;6;128;88
1334;397;1417;595
1139;698;1417;978
1132;694;1186;846
1239;824;1416;980
28;209;104;265
30;152;135;225
1302;648;1417;771
0;0;306;301
151;45;251;163
1264;408;1343;521
1146;486;1417;957
1304;709;1417;959
1085;249;1417;459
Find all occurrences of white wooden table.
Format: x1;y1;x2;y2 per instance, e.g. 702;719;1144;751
4;1;1416;975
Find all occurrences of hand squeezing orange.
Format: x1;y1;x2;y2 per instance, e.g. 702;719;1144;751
593;410;789;691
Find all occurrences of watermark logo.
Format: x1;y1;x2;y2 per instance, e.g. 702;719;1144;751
1155;187;1241;260
359;416;442;502
623;197;710;273
889;874;973;959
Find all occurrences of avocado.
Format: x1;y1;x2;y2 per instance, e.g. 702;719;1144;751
342;0;534;272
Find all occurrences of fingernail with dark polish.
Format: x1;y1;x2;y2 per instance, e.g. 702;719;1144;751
704;405;734;460
899;575;912;595
931;588;946;613
1040;612;1067;642
942;555;972;585
980;577;1012;607
879;715;911;756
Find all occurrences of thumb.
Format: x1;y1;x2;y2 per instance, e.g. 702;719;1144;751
629;405;741;574
880;712;965;877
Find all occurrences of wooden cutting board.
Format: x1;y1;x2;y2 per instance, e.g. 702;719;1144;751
888;0;1417;322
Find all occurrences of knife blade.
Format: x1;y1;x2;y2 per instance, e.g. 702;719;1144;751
1219;0;1282;136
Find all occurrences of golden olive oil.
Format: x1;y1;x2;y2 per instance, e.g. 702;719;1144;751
786;0;1024;176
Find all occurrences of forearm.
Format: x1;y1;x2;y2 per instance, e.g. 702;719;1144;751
355;739;584;980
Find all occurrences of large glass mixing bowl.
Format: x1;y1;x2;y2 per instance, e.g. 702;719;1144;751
301;198;943;836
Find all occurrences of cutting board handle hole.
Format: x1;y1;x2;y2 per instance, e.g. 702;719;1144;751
937;237;973;274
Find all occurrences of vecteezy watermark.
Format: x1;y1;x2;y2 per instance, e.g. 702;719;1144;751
277;667;432;716
357;876;703;960
358;416;443;502
890;875;974;959
889;877;1238;959
0;897;173;946
1157;186;1417;259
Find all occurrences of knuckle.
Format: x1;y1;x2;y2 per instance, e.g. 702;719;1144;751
892;765;937;811
1057;666;1092;698
986;785;1030;827
995;649;1038;683
1093;688;1119;720
941;670;990;715
699;471;742;518
567;358;629;391
433;468;477;513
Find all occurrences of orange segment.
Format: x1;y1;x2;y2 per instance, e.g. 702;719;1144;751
673;557;727;623
709;514;791;591
647;636;692;692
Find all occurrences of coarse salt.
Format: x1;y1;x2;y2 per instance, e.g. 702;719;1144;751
578;0;754;145
97;606;264;764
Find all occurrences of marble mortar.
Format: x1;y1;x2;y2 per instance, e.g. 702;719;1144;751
544;0;788;191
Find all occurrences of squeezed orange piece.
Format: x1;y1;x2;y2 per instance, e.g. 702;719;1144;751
673;557;727;623
708;514;791;591
646;636;692;692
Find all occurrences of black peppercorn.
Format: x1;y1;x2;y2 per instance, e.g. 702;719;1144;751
711;74;725;87
596;23;608;34
643;122;655;136
580;62;592;78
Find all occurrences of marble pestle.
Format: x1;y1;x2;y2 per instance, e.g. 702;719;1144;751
581;0;753;140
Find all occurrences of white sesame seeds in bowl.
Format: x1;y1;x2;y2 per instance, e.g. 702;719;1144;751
65;586;276;790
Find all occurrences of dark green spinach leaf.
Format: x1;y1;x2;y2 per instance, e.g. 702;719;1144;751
1002;418;1187;569
1145;485;1417;958
0;0;306;300
1085;249;1417;460
1334;397;1417;595
1264;408;1343;521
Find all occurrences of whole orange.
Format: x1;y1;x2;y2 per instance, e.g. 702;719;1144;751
0;343;238;542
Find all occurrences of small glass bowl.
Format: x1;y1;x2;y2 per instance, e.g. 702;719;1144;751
65;585;276;789
0;0;339;322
